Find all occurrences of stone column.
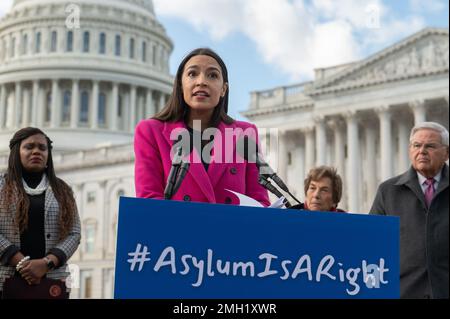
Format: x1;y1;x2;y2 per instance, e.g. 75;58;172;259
293;133;305;200
14;82;22;128
31;80;39;126
364;123;377;209
376;105;393;181
277;130;288;181
398;119;411;173
315;116;327;165
0;84;6;129
91;80;99;129
22;89;31;127
304;126;315;174
111;83;119;130
71;80;80;128
345;111;360;213
158;92;166;113
410;100;427;125
50;79;59;128
129;85;137;132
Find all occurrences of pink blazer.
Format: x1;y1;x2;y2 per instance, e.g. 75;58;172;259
134;119;270;206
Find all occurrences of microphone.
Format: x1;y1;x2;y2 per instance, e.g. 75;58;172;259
237;136;301;206
172;160;190;197
164;146;183;200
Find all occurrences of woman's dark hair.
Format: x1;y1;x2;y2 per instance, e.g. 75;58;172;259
153;47;234;127
0;127;76;239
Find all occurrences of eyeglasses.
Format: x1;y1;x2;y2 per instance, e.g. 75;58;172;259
410;142;445;152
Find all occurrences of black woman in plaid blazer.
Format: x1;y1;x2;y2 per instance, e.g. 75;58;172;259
0;127;81;297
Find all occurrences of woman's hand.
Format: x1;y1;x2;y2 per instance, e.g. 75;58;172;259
19;259;48;285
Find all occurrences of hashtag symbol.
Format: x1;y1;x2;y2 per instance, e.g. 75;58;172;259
127;244;151;272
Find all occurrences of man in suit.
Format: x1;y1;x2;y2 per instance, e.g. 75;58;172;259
370;122;449;299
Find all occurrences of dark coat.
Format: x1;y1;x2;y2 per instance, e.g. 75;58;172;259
370;165;449;299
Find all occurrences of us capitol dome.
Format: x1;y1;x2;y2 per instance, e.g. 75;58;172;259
0;0;173;152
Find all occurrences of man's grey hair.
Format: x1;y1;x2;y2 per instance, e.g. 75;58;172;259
409;122;449;146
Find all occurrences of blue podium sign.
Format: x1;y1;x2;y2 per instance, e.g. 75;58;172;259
114;197;399;299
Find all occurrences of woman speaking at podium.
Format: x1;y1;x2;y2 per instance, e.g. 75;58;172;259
134;48;269;206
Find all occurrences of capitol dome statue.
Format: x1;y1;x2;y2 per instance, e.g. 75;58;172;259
0;0;173;152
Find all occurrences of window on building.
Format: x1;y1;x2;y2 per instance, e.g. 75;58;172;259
11;37;16;57
35;32;41;53
142;41;146;62
62;90;71;123
85;223;96;254
80;91;89;123
98;93;106;126
87;190;96;203
67;31;73;52
83;31;90;53
129;38;135;59
115;35;121;56
50;31;57;52
22;34;28;55
152;44;157;66
99;32;106;54
45;92;52;123
80;270;93;299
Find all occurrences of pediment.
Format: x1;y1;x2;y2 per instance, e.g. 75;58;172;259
312;28;449;93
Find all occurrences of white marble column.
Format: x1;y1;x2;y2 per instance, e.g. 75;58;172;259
146;89;155;118
345;111;360;213
410;100;427;125
158;92;166;113
315;116;327;165
74;29;81;52
0;85;6;128
37;84;46;126
304;126;315;174
71;79;80;128
41;27;49;54
277;131;288;181
329;119;345;180
377;106;393;181
31;80;39;126
398;119;411;173
57;27;65;53
364;123;377;208
22;89;31;127
293;134;305;199
111;83;119;130
14;82;22;128
129;85;137;132
91;80;99;129
50;79;59;128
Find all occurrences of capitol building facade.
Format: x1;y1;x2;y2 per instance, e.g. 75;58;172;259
0;0;448;299
0;0;172;298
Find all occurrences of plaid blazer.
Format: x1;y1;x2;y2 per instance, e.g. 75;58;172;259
0;176;81;291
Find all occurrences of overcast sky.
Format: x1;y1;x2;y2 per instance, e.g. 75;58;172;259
1;0;449;120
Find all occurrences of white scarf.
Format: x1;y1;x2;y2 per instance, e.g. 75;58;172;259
22;174;49;196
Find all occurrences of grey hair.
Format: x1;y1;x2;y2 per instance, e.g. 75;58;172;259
410;122;449;146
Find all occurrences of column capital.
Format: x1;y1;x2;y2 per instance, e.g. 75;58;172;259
300;125;315;134
313;115;326;124
375;104;391;114
408;99;425;109
327;117;345;130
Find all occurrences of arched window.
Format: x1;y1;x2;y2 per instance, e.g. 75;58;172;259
11;37;15;57
142;41;147;62
129;38;135;59
50;31;57;52
45;92;52;123
80;91;89;123
115;35;121;56
99;32;106;54
67;31;73;52
62;90;71;123
83;31;90;52
35;32;41;53
98;92;106;126
22;34;28;55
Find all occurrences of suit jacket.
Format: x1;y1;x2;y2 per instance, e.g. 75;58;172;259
134;119;270;206
370;165;449;299
0;176;81;292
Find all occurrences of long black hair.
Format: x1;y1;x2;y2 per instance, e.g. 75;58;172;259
153;48;234;127
1;127;76;239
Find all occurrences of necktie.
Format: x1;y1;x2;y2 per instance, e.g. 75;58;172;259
424;178;435;208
